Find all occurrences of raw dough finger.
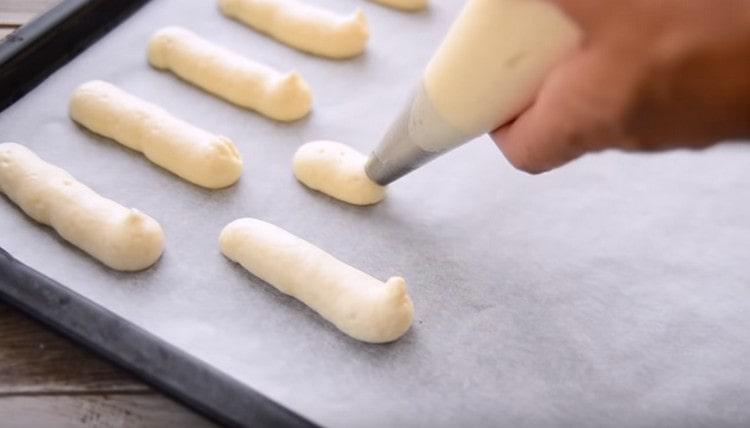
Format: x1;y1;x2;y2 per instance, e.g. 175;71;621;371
371;0;428;11
220;218;414;343
0;143;164;271
69;80;243;189
148;26;312;121
293;140;385;206
218;0;369;59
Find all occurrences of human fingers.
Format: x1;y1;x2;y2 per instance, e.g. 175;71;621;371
492;50;630;173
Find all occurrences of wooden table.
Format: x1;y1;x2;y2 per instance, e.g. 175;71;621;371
1;1;216;426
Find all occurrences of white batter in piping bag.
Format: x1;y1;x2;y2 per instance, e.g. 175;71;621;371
0;143;164;271
148;26;312;121
69;80;243;189
218;0;369;59
220;218;414;343
365;0;581;184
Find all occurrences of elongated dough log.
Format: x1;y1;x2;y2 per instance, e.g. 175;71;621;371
293;141;385;206
69;80;243;189
0;143;164;271
220;218;413;343
218;0;369;59
371;0;428;11
148;27;312;121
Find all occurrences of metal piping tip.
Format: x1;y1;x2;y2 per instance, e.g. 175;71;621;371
365;82;472;186
365;116;438;186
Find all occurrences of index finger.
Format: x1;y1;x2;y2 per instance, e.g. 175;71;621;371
491;50;617;173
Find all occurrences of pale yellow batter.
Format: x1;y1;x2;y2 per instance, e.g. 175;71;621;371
69;80;243;189
148;26;312;121
0;143;164;271
218;0;369;59
220;218;414;343
371;0;428;12
293;141;385;206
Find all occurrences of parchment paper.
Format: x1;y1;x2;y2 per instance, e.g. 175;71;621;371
2;0;750;426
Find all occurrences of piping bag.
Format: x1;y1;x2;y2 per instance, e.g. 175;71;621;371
365;0;581;185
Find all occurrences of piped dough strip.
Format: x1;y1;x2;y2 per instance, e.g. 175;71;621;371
220;218;414;343
148;26;312;121
0;143;164;271
218;0;369;59
371;0;428;12
69;80;243;189
293;141;386;206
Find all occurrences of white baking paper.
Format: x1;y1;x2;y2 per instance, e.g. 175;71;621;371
1;0;750;426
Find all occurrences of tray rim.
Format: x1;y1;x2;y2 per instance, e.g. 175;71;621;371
0;2;316;427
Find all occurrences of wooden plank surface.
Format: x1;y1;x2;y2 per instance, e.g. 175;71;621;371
0;0;57;26
0;1;218;426
0;303;147;395
0;394;214;428
0;302;216;427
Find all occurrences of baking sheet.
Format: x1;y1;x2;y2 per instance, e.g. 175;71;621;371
2;0;750;426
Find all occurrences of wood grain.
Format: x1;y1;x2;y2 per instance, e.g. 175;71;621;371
0;0;58;26
0;303;147;395
0;302;217;427
0;394;215;428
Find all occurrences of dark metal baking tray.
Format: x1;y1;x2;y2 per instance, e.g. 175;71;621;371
2;0;750;427
0;2;313;426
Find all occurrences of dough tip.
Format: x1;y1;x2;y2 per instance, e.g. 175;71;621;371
385;276;408;299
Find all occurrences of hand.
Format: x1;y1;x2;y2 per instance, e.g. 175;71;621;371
491;0;750;173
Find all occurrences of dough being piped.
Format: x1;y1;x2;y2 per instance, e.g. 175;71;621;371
218;0;369;59
371;0;428;11
293;141;385;206
220;218;414;343
69;80;243;189
148;26;312;121
0;143;164;271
